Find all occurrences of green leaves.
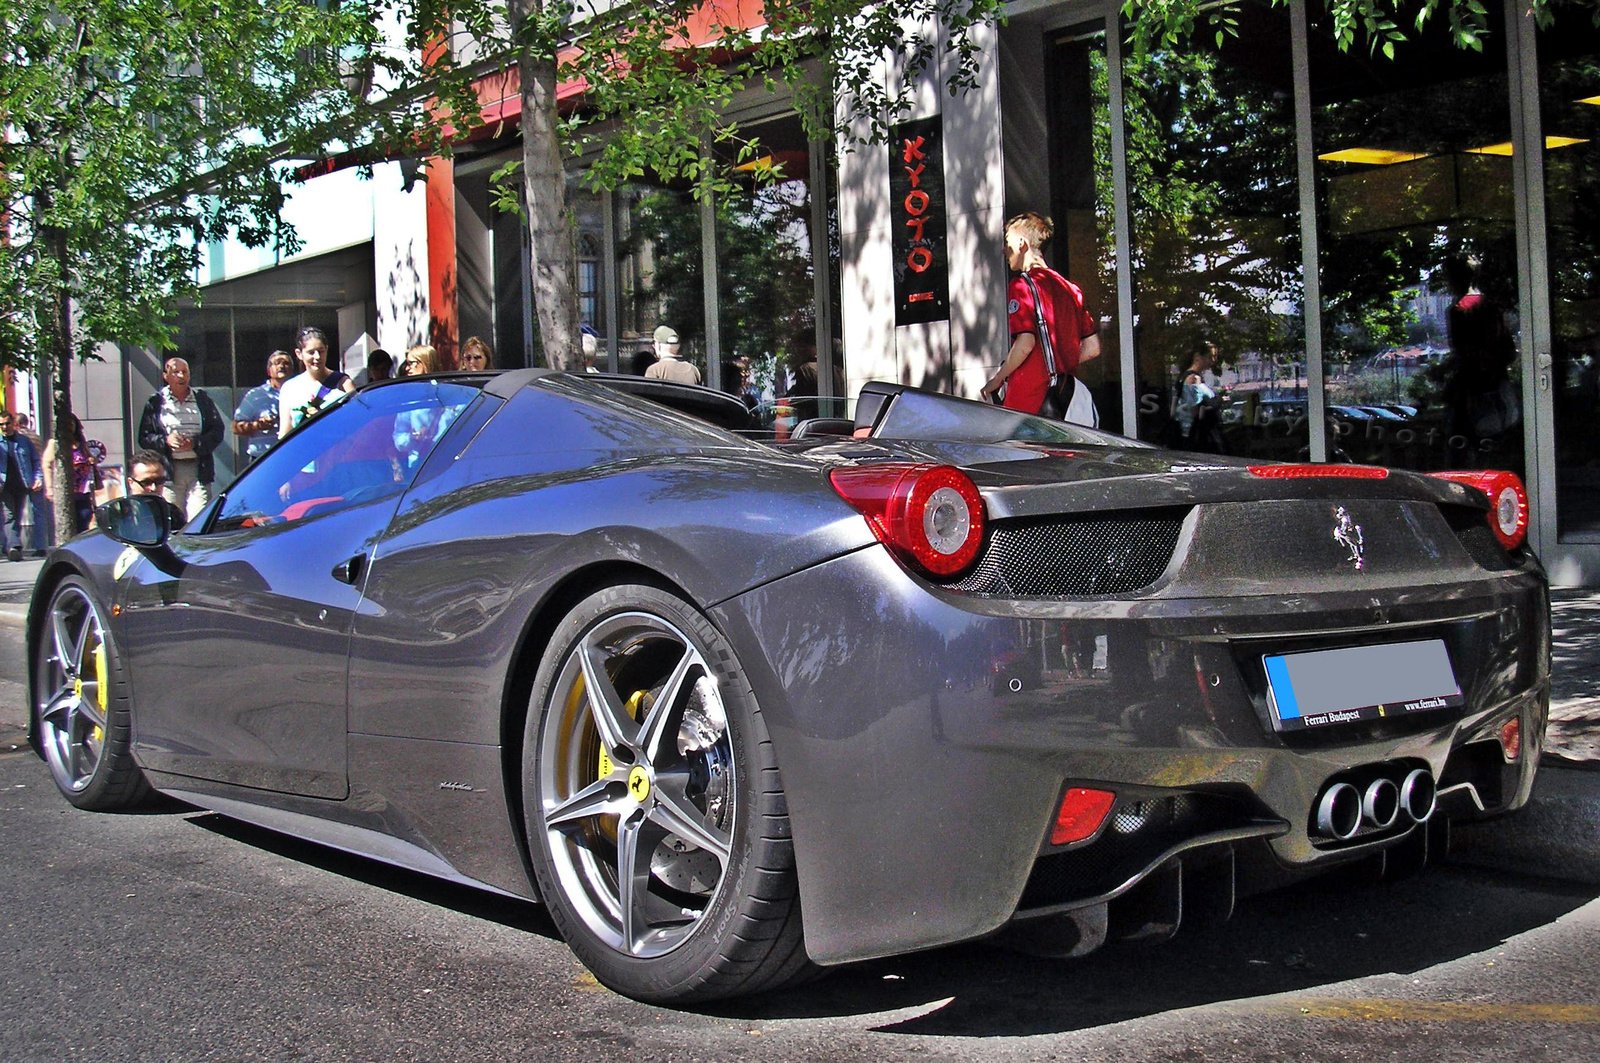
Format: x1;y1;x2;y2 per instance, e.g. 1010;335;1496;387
0;0;437;376
1122;0;1522;61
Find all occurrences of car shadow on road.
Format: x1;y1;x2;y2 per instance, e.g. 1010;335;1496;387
177;807;1596;1037
186;812;560;939
706;864;1598;1036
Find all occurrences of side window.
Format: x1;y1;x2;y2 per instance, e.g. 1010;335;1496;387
211;381;479;533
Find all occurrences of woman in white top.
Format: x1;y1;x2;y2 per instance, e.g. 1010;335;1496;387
278;326;357;436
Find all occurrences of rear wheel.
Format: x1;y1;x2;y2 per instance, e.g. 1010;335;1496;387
34;577;151;810
523;584;812;1003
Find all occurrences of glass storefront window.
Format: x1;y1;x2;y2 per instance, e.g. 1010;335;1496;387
615;184;706;379
569;175;609;370
1049;24;1120;432
714;115;837;423
1538;14;1600;539
1121;1;1305;459
1310;1;1522;477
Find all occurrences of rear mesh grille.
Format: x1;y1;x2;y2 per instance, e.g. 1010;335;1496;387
950;509;1188;597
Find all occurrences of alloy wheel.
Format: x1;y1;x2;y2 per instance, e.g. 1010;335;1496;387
538;610;736;959
37;583;111;794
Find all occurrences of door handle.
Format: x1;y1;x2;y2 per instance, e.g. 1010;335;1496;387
331;553;365;585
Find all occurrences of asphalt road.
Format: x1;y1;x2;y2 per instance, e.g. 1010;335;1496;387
4;605;1600;1060
2;744;1598;1061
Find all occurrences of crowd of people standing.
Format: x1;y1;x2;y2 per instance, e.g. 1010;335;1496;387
0;328;504;555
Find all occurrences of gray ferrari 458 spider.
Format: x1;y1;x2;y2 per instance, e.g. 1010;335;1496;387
28;369;1548;1003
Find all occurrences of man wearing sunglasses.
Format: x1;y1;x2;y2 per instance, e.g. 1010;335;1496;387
126;450;187;529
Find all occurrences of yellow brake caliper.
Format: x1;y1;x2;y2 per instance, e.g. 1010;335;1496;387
596;688;652;779
595;688;652;844
91;640;108;742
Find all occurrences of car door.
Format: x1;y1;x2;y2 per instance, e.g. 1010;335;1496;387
118;380;481;798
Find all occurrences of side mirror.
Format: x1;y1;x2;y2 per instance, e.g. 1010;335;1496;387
97;495;171;548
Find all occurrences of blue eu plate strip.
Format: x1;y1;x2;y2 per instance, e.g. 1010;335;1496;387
1264;655;1300;720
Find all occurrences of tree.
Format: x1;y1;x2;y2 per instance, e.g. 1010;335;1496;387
0;0;433;541
404;0;1009;373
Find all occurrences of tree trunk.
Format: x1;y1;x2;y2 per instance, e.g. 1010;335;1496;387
42;216;76;549
512;0;578;371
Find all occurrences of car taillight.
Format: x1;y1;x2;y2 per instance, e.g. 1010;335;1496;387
829;463;985;578
1430;470;1528;550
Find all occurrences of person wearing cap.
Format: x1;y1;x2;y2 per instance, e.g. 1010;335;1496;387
645;325;701;385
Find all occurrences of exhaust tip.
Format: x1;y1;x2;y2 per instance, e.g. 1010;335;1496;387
1316;782;1362;840
1401;769;1436;823
1363;777;1400;830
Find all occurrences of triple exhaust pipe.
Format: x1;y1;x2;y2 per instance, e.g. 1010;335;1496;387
1314;767;1436;841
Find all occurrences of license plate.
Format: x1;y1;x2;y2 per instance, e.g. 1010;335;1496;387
1263;639;1463;732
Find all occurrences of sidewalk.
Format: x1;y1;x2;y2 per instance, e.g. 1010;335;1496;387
0;555;1596;881
0;555;44;753
1450;589;1600;885
0;553;42;624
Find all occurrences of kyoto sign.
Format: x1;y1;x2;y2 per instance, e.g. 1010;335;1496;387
890;116;951;327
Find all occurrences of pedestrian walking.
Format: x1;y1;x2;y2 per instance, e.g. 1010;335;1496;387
644;325;700;385
460;336;493;371
137;356;225;519
15;413;48;554
400;345;441;377
0;410;44;560
366;349;394;384
981;212;1101;425
233;350;295;464
41;412;101;535
278;327;356;436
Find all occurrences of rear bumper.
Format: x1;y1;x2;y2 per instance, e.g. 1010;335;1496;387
713;547;1549;965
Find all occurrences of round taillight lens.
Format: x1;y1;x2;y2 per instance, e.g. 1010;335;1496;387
1431;470;1528;550
830;463;986;578
1491;483;1525;544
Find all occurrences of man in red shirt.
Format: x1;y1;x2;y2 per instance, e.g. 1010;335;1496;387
981;212;1101;420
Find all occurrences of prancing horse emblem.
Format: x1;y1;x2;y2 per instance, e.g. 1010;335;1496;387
1333;506;1365;570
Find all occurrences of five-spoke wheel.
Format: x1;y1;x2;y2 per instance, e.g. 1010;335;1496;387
524;584;811;1003
34;577;149;809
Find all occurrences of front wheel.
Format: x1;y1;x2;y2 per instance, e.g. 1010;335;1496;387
523;584;812;1003
33;576;151;810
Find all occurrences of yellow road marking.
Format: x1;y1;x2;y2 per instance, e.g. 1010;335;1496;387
1271;998;1600;1024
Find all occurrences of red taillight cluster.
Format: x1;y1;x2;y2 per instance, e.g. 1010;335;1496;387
1429;470;1529;550
829;463;985;578
1247;463;1390;479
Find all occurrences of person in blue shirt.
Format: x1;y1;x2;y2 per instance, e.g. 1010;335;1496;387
233;350;295;464
0;410;43;561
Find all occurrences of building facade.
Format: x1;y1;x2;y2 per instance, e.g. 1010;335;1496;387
840;0;1600;585
65;0;1600;584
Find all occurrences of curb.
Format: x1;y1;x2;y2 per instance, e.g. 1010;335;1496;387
1447;764;1600;887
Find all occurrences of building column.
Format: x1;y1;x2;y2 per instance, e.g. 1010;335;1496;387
836;20;1007;400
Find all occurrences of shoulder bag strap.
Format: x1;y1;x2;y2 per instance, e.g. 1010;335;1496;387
1019;272;1061;381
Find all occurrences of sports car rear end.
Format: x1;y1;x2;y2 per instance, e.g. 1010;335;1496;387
718;391;1547;967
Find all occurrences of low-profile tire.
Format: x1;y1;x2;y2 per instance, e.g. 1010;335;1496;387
33;576;152;810
522;583;814;1004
